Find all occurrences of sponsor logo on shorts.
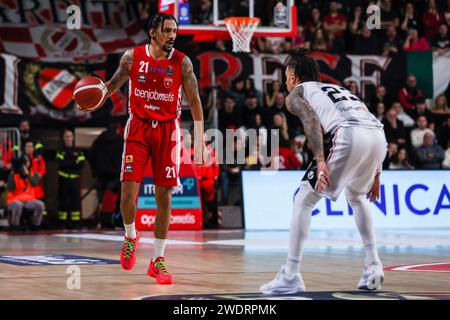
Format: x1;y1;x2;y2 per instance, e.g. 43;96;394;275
134;88;175;102
124;164;133;173
125;155;133;163
164;77;173;89
167;66;174;76
308;171;314;180
138;74;146;83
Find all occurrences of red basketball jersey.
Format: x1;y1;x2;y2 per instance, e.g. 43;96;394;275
128;44;185;121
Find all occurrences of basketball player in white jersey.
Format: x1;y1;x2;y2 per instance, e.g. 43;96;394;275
260;50;388;294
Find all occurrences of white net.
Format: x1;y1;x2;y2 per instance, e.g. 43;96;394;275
224;17;260;53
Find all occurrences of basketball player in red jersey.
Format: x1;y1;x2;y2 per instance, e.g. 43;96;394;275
87;13;205;284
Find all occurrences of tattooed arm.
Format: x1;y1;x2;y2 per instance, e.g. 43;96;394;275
286;85;330;191
286;85;324;162
182;55;205;164
105;49;134;98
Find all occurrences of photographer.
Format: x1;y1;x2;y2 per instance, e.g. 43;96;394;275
6;155;45;231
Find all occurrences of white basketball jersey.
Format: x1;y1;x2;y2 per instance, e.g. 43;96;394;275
297;82;383;134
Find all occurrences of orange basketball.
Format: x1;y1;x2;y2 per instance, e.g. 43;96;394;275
72;76;107;112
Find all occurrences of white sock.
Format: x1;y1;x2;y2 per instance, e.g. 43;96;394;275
285;183;322;276
345;188;381;266
153;238;166;260
124;222;136;239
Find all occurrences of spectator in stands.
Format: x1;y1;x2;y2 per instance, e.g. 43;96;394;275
383;108;408;147
375;102;386;121
444;0;450;25
390;148;415;169
245;134;269;170
272;91;301;138
436;117;450;148
442;139;450;168
380;0;400;28
19;118;31;142
422;0;445;40
345;81;360;98
191;0;213;25
323;1;347;52
399;74;425;110
349;5;364;34
244;78;257;97
7;155;44;231
382;25;402;57
403;28;431;51
412;98;435;126
292;135;310;169
247;113;268;151
392;101;415;127
290;25;310;52
432;94;450;127
18;118;44;157
432;23;450;55
270;139;302;170
257;36;288;54
271;113;291;146
219;96;242;134
411;115;431;148
138;0;158;23
305;7;323;37
414;130;445;169
241;93;262;129
0;133;12;171
265;81;282;108
23;140;46;208
227;78;246;108
297;0;315;26
353;25;381;55
369;85;390;113
401;2;420;33
383;142;398;169
88;124;124;228
311;28;331;51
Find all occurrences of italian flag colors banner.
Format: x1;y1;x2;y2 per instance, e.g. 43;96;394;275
407;51;450;99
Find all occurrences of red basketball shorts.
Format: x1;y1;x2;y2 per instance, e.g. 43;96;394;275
120;114;181;187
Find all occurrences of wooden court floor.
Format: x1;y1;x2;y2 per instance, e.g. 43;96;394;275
0;229;449;300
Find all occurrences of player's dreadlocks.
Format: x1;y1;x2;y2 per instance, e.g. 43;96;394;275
147;13;178;40
287;49;321;83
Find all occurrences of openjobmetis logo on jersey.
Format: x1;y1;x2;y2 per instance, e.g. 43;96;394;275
134;88;175;102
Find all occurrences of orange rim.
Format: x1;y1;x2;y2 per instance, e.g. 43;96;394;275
224;17;261;26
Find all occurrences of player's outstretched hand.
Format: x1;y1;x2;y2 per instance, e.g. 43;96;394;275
367;174;381;202
315;161;330;193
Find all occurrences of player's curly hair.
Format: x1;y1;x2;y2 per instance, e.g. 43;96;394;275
287;49;321;83
147;13;178;35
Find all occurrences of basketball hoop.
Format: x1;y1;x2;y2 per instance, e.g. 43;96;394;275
224;17;261;53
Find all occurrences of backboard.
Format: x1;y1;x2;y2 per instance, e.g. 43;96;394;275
169;0;297;40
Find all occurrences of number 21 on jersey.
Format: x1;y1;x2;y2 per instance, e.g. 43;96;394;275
139;61;149;73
